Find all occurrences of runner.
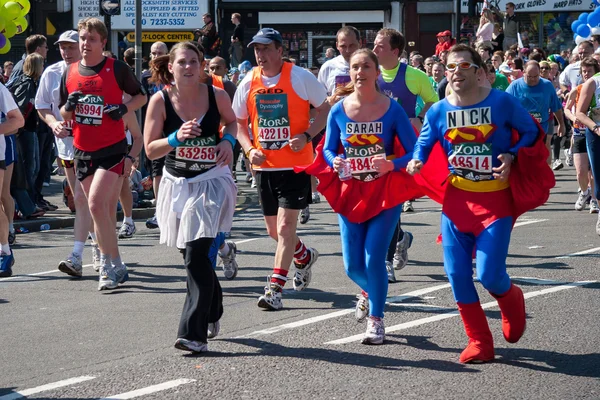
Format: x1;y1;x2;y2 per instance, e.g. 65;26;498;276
233;28;330;310
373;28;439;281
60;18;147;290
407;44;552;363
36;30;100;275
563;57;599;213
0;83;25;277
144;41;237;353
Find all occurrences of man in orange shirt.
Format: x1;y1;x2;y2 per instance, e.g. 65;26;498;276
233;28;330;310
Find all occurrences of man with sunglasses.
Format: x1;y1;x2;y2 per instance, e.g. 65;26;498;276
408;44;551;364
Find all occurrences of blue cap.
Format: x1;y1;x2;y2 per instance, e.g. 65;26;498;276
247;28;283;48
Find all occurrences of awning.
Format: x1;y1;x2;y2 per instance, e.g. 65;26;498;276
219;0;393;12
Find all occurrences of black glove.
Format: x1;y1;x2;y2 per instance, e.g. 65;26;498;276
103;104;128;121
64;91;83;112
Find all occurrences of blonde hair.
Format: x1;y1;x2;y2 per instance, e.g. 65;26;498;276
23;53;44;80
78;17;108;41
481;9;493;23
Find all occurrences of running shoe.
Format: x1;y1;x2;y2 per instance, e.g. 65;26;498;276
58;253;83;277
403;200;414;212
565;149;574;167
174;338;208;353
575;190;591;211
386;261;397;283
91;242;101;272
251;178;257;188
293;247;319;291
257;277;283;310
590;199;600;214
552;159;564;171
8;231;15;246
98;265;119;291
113;263;129;284
146;215;159;229
220;240;238;280
361;317;385;345
245;172;253;183
207;320;220;339
299;207;310;224
393;231;413;270
118;222;137;239
311;192;321;204
0;251;14;278
355;291;369;323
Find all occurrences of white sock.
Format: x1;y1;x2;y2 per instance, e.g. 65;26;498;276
89;232;97;243
124;216;133;225
1;244;11;255
218;242;230;257
72;241;85;257
8;223;14;234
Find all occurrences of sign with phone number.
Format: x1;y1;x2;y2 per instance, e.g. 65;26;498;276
73;0;208;31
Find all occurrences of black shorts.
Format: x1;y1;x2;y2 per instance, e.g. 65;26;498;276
573;135;587;154
255;170;311;216
151;156;165;178
75;153;125;182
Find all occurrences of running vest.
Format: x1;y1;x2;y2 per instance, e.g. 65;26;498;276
163;84;221;178
573;85;586;136
65;57;125;153
378;63;417;118
589;74;600;123
247;62;312;170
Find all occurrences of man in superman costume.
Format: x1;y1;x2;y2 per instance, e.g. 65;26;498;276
407;45;554;363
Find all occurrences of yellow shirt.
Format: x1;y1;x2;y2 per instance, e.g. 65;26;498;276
380;63;439;104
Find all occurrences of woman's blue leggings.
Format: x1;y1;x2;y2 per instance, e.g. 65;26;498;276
586;128;600;200
338;205;402;318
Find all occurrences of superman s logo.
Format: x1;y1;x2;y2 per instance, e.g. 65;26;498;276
444;124;496;144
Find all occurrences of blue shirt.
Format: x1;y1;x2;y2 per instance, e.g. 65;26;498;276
414;89;539;180
505;77;562;134
324;98;416;171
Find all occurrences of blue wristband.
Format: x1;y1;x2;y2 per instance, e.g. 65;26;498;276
167;130;183;147
222;133;236;148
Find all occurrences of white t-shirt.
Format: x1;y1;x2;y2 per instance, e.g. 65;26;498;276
0;83;19;161
232;64;327;120
35;61;75;160
317;55;350;96
559;61;581;91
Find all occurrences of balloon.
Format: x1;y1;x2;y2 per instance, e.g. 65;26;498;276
572;20;583;32
0;16;5;32
577;24;591;38
0;33;5;49
15;0;28;17
3;2;20;19
576;35;586;45
579;13;589;23
592;26;600;35
0;38;11;54
1;19;16;38
588;10;600;27
13;15;26;33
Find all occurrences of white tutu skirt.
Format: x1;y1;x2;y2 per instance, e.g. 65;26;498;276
157;165;237;249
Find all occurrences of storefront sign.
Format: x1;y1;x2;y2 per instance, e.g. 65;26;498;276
126;31;194;42
461;0;596;12
73;0;208;30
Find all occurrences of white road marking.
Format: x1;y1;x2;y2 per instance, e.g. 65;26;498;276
511;277;565;285
0;376;96;400
325;280;596;345
0;265;95;281
513;218;548;228
233;238;261;245
556;246;600;259
238;283;451;338
99;378;196;400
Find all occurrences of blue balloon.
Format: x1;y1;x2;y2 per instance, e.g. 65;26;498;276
578;24;591;38
572;20;583;31
589;10;600;27
579;13;589;23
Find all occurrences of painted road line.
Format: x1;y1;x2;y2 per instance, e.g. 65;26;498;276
513;219;548;228
233;238;262;245
0;376;96;400
99;378;196;400
0;265;95;282
511;277;565;285
325;280;596;345
556;246;600;259
238;283;452;338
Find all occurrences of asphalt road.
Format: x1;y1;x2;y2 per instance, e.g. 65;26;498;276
1;168;599;400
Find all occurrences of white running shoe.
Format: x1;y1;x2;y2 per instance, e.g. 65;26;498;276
98;265;118;291
113;263;129;284
361;317;385;345
118;222;137;239
393;232;413;270
91;243;101;272
386;261;397;283
58;253;83;277
207;320;220;339
565;149;574;167
174;338;208;353
355;292;369;323
299;206;310;224
257;277;283;310
590;199;600;214
251;178;257;188
552;159;564;171
403;200;414;212
575;190;591;211
220;240;238;280
293;247;319;291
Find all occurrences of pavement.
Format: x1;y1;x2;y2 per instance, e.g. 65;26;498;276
1;166;599;399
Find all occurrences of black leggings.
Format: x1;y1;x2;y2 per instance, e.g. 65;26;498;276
178;237;223;343
552;134;570;160
386;216;404;262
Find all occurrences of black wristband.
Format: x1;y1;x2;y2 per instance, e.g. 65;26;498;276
303;132;312;142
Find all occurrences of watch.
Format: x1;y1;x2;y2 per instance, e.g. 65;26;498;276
302;132;312;142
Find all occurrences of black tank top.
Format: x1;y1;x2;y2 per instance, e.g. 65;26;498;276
163;84;221;178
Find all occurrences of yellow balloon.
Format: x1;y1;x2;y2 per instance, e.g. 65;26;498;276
0;38;11;54
3;2;20;20
13;15;25;33
15;0;28;17
0;15;6;32
2;19;16;38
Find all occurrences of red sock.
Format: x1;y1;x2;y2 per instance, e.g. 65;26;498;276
270;268;288;288
294;239;311;265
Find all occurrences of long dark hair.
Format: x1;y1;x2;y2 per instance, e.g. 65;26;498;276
149;41;203;86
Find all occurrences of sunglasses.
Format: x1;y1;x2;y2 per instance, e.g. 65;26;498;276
446;62;479;72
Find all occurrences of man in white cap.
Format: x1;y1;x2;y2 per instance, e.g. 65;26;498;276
35;30;98;277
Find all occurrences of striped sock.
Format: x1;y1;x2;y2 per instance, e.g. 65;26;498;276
294;240;311;265
270;268;288;289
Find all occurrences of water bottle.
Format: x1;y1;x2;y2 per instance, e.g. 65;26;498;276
40;224;50;231
338;159;353;181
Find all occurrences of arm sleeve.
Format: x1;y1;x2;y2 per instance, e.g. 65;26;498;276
507;95;539;154
231;74;252;119
317;63;330;93
115;61;144;97
34;70;54;110
406;67;439;104
392;104;418;170
412;109;440;163
296;67;328;107
323;105;342;168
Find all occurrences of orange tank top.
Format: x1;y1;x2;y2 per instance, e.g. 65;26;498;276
247;62;312;170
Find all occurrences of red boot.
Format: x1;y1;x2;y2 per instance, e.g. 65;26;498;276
491;283;526;343
457;302;495;364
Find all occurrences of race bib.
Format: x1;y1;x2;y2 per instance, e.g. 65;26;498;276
175;135;217;172
255;93;290;150
335;74;351;90
449;142;493;181
75;94;104;126
530;112;542;123
345;140;386;182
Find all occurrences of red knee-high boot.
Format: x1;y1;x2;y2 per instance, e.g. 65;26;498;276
491;283;526;343
457;302;495;364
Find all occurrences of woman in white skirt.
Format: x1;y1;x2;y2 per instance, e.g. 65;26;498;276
144;41;238;353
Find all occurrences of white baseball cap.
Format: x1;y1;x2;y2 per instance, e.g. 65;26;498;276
54;30;79;45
